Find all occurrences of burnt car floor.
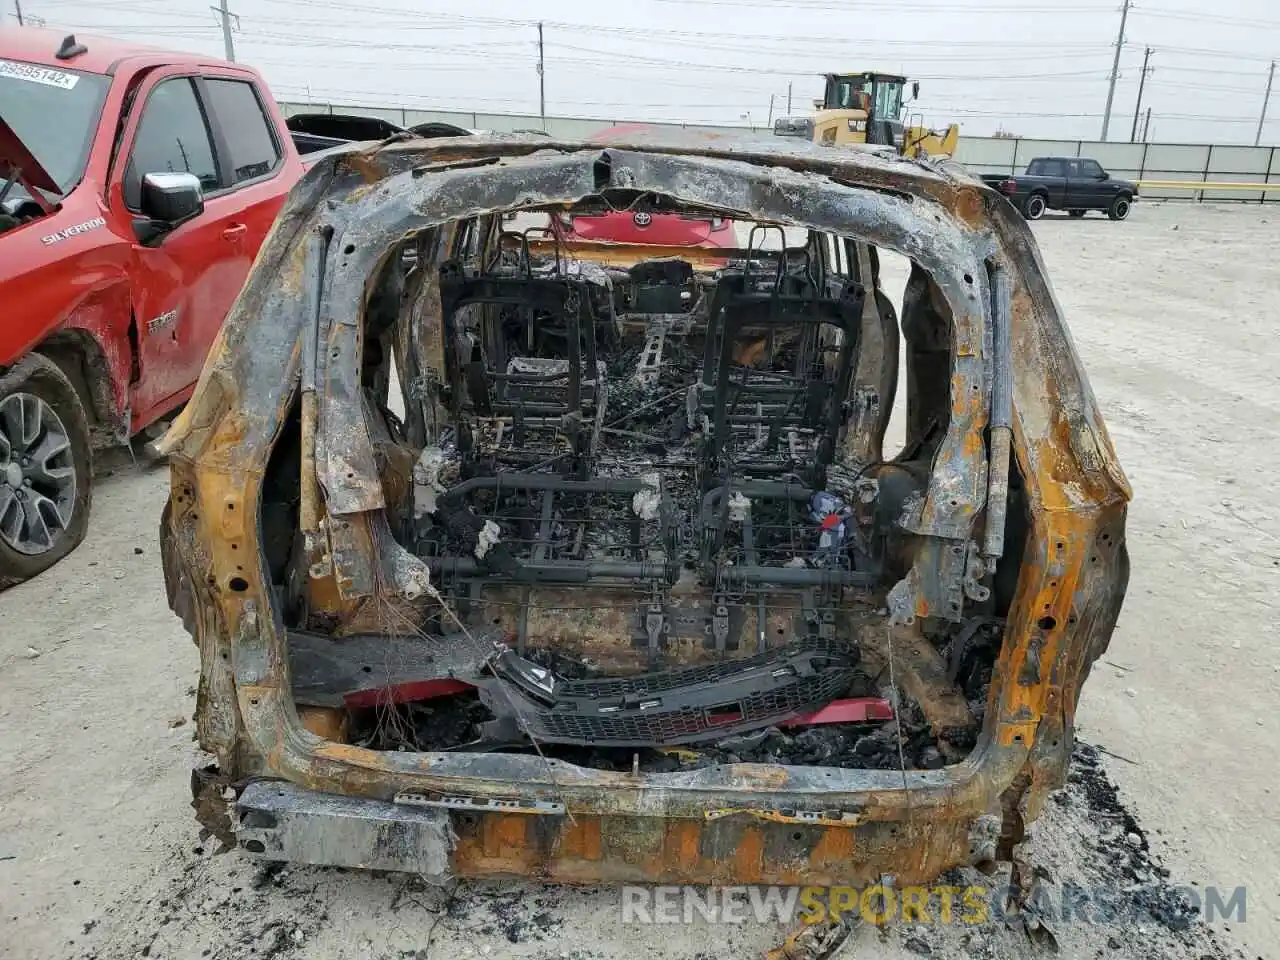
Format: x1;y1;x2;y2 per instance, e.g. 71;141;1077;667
160;133;1130;886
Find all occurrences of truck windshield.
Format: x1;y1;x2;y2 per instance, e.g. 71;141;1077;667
0;59;109;197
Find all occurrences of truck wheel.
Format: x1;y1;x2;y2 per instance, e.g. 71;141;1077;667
1023;194;1047;220
0;354;93;590
1069;210;1087;218
1108;195;1132;221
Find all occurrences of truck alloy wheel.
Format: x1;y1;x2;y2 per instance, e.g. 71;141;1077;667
0;354;93;588
0;393;77;554
1109;196;1131;221
1023;194;1046;220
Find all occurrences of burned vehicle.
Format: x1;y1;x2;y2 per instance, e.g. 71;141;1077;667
160;132;1130;885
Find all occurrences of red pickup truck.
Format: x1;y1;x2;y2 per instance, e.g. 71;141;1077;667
0;28;308;587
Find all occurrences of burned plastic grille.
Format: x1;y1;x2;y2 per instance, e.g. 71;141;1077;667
553;638;852;698
482;642;858;747
523;670;853;745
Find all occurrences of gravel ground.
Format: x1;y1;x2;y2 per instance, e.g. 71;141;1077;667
1;201;1276;960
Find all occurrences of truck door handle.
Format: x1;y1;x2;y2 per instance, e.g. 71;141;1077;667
222;223;247;239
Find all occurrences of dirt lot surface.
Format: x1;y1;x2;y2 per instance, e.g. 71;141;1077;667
1;201;1276;960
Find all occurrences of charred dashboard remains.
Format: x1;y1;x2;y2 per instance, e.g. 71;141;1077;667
162;135;1130;886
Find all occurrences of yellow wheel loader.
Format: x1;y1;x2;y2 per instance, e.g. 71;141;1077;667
774;72;959;159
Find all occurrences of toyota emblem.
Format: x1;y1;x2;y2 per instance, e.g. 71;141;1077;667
633;211;652;227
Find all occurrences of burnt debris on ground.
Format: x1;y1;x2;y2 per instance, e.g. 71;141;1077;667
1063;743;1207;936
774;744;1244;960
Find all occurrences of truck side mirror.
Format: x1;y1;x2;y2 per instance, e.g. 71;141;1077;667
141;172;205;224
1095;170;1109;180
134;172;204;245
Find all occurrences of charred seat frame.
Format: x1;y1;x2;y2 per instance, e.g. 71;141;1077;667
160;134;1130;886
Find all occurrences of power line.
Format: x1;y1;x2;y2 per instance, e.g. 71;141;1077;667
649;0;1112;10
1134;7;1280;30
1150;45;1278;64
35;0;214;19
249;0;1117;42
546;24;1111;49
1140;62;1280;78
29;0;1279;139
913;70;1111;81
933;108;1108;118
785;103;1278;123
277;79;1273;124
55;5;491;30
207;23;1119;81
1148;113;1268;123
55;1;1266;77
33;20;220;35
1146;77;1264;94
544;37;1115;65
243;41;1109;90
37;0;1280;52
210;13;1116;68
544;40;1110;78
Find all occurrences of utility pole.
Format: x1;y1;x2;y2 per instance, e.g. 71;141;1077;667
1142;108;1152;141
767;94;775;127
1257;60;1276;147
14;0;23;25
1101;0;1131;141
537;22;546;126
787;81;792;114
212;0;236;61
1130;46;1152;142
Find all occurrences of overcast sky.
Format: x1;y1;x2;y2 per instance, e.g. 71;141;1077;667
8;0;1280;143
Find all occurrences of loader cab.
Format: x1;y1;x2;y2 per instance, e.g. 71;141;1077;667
816;72;908;149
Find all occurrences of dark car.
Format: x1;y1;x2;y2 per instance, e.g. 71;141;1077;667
982;157;1138;221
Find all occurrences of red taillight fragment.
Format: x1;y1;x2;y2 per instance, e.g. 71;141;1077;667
781;697;895;727
344;678;475;709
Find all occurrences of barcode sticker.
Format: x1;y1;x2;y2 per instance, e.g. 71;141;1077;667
0;59;80;90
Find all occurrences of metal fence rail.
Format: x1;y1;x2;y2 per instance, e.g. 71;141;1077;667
277;100;1280;203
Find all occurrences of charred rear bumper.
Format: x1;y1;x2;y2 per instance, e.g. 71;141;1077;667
231;757;1012;886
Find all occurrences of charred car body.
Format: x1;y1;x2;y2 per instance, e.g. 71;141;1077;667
160;132;1130;886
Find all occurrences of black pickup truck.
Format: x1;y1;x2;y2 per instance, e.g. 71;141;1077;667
982;157;1138;221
